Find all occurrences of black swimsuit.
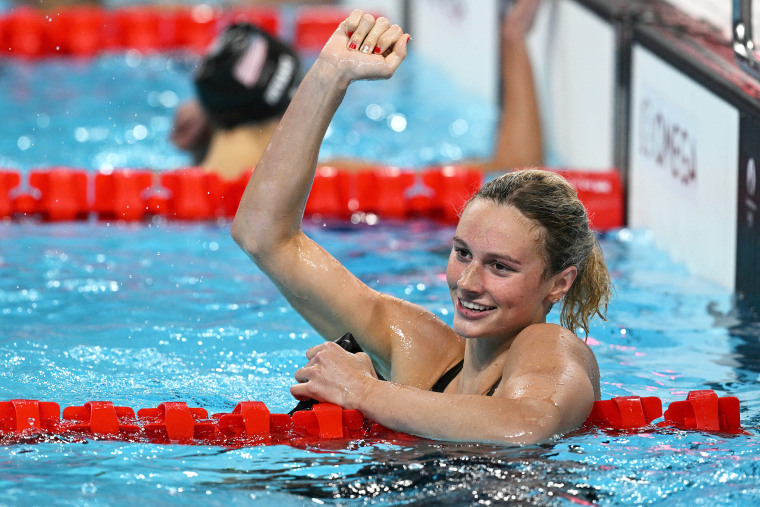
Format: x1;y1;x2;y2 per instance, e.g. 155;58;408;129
333;332;503;396
290;335;500;415
430;360;502;396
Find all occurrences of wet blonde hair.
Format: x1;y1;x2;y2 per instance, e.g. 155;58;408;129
471;169;612;336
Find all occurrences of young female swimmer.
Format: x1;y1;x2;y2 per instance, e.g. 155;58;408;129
231;10;612;444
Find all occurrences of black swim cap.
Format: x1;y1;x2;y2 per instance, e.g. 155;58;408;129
194;23;300;129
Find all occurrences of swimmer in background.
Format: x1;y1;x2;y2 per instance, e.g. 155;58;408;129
171;0;544;180
230;10;612;444
171;22;301;181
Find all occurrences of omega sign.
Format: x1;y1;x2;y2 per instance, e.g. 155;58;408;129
637;97;698;186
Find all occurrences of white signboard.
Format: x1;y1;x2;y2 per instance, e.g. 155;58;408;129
629;45;740;289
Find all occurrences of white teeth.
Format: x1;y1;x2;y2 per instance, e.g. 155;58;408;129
460;300;491;311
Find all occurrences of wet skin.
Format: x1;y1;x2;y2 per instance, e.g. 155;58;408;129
446;198;569;345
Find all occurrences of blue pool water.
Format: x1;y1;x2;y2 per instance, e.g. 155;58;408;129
0;51;496;173
2;221;759;505
1;36;760;506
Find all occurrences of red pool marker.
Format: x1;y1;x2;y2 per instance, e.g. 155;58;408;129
0;166;626;226
423;166;483;223
0;5;283;58
304;166;352;218
2;7;47;58
356;167;415;219
0;170;21;218
47;6;106;57
221;7;281;37
143;188;170;217
61;401;140;437
585;396;663;430
553;169;624;231
12;193;39;216
662;390;743;433
28;168;89;221
172;6;220;53
217;170;253;218
113;7;167;53
94;170;154;221
213;401;290;443
137;402;217;443
291;402;365;440
0;399;61;434
160;167;224;220
0;395;746;446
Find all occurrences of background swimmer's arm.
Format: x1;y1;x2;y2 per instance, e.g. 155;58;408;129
298;324;597;444
482;0;544;172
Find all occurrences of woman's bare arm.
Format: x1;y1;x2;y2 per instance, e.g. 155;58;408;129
230;12;462;379
293;324;598;444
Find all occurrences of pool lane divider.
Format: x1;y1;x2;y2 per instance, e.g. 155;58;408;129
0;166;624;229
0;390;745;447
584;390;744;434
0;399;414;447
0;5;359;58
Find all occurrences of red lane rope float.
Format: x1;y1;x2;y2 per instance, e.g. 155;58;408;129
583;390;745;434
0;166;624;229
0;399;411;447
0;171;20;218
554;169;624;231
0;390;745;447
0;5;349;58
0;5;281;58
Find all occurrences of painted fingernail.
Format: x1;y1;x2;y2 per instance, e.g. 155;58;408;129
373;46;382;54
347;31;354;37
361;45;370;54
349;42;357;50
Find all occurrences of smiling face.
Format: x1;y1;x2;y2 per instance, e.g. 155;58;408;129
445;198;564;341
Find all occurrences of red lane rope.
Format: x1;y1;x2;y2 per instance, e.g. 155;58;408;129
0;7;624;228
0;166;623;228
0;390;744;447
0;399;414;447
0;5;352;58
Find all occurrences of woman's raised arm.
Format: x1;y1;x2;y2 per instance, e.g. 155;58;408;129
231;13;459;379
232;11;408;252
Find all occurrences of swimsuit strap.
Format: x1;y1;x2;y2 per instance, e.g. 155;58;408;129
486;377;502;397
430;360;464;393
430;362;503;396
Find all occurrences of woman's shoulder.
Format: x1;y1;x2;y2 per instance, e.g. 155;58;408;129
509;322;601;397
511;323;597;363
514;322;573;340
515;322;586;342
